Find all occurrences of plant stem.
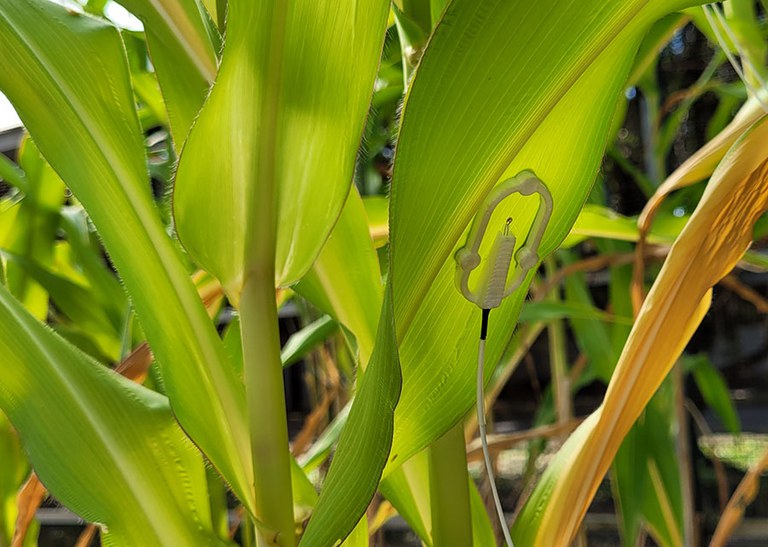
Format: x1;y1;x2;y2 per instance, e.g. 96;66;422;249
546;257;571;433
237;0;293;541
674;363;695;547
639;78;665;185
240;276;295;546
428;423;473;546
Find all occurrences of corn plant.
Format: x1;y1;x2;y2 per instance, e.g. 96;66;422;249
0;0;767;546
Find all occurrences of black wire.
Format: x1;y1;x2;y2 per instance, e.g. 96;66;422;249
480;308;490;340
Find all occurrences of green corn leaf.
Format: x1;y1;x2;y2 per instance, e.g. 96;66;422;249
379;450;495;546
2;137;63;320
385;1;694;475
0;0;252;512
59;207;128;328
469;476;497;547
293;3;700;535
290;457;319;525
340;518;369;547
173;0;390;301
388;0;698;334
117;0;220;145
613;381;684;547
300;287;401;546
296;187;383;365
0;250;122;360
561;252;617;382
0;283;227;547
297;403;351;474
198;0;220;28
362;195;389;248
292;182;401;545
225;313;340;375
379;452;432;543
688;354;740;435
518;300;633;327
0;413;32;547
0;150;28;193
167;0;393;533
281;315;338;368
563;204;649;247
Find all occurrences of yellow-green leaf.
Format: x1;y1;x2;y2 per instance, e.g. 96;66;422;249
173;0;390;301
385;1;682;474
300;287;401;546
0;0;252;513
0;283;226;546
296;187;383;365
388;0;697;333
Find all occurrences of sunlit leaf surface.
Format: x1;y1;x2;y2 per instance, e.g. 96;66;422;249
117;0;219;145
0;0;252;512
0;283;225;546
385;0;695;474
173;0;390;301
300;288;400;546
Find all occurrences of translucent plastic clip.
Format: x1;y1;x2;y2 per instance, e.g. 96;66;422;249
455;170;553;309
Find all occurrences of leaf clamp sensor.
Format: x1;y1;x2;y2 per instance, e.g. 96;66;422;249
454;170;552;546
455;170;552;311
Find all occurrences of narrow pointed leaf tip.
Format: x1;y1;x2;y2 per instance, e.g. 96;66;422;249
514;115;768;546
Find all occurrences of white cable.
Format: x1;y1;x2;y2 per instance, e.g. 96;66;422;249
456;174;551;545
477;336;514;547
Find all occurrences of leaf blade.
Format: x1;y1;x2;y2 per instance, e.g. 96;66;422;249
173;0;391;299
0;0;252;512
0;283;225;546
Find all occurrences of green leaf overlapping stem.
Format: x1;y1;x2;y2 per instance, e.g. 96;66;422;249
295;1;703;541
0;0;252;513
0;283;227;547
172;0;390;542
385;0;700;474
295;187;405;544
298;176;494;546
173;0;391;301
